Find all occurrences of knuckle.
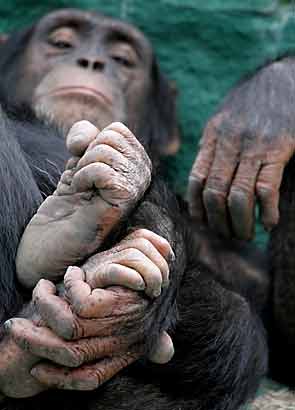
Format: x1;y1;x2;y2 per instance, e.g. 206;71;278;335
128;248;144;260
93;367;105;387
256;183;275;200
95;267;109;285
32;279;48;300
205;175;229;194
107;121;127;130
203;187;225;206
99;129;119;145
201;118;219;141
133;228;151;238
70;120;98;134
66;316;84;340
147;266;162;284
92;143;111;154
188;172;206;186
105;264;120;282
106;122;133;139
136;238;153;253
65;346;84;367
228;188;250;207
158;258;169;275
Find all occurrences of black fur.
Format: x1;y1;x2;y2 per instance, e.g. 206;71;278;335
0;13;267;410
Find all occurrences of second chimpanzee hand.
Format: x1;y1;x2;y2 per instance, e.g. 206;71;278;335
16;121;152;287
188;60;295;240
0;311;140;397
7;284;173;392
8;229;174;393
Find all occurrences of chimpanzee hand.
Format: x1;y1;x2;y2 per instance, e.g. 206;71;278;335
0;308;141;398
79;228;173;299
0;329;46;398
7;229;174;394
7;285;173;392
16;120;152;287
1;316;140;397
188;61;295;240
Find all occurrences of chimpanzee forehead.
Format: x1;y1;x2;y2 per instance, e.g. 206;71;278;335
35;8;153;55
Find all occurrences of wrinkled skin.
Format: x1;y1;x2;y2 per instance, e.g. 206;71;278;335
0;6;180;397
12;116;174;398
3;227;174;398
11;117;175;398
16;121;152;288
0;12;269;403
188;57;295;240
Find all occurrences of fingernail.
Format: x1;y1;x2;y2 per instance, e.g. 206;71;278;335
153;289;161;298
30;368;37;377
137;282;146;291
163;279;170;289
3;320;12;332
169;250;176;263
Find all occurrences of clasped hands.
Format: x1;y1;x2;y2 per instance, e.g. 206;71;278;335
0;121;175;398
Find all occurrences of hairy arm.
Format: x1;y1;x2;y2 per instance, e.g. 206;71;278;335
188;56;295;240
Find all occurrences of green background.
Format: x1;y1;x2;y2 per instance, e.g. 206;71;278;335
0;0;294;406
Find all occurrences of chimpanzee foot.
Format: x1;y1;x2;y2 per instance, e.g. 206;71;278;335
16;121;152;288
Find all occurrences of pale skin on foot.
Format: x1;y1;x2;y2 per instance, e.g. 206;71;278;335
16;120;152;287
6;121;174;398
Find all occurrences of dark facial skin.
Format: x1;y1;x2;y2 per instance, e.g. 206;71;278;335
13;9;154;135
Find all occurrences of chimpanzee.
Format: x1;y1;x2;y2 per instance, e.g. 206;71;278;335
0;8;267;410
188;55;295;385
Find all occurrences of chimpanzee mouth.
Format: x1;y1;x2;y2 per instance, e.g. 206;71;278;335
37;86;113;108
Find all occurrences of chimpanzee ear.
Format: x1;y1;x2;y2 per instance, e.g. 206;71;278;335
143;59;180;157
0;34;9;45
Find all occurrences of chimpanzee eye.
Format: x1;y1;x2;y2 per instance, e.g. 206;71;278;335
49;39;73;49
47;27;76;51
111;55;134;68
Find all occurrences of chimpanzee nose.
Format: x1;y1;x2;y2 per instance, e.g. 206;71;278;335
77;58;105;71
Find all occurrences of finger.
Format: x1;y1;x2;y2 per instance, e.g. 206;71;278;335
148;331;174;364
76;144;128;172
187;121;218;221
65;266;145;317
35;277;145;339
256;163;285;230
85;263;146;292
104;122;148;158
9;318;135;367
203;137;239;237
8;318;78;367
54;169;75;196
33;279;75;340
66;156;79;170
72;162;117;193
109;248;163;298
127;228;175;264
114;237;171;287
31;353;139;390
92;126;150;167
66;120;99;157
228;159;261;240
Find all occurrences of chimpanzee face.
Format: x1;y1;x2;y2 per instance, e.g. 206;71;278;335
0;8;180;155
15;9;154;134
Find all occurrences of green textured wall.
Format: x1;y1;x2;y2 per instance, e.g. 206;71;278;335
3;0;294;246
0;0;295;246
0;0;294;402
1;0;295;195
